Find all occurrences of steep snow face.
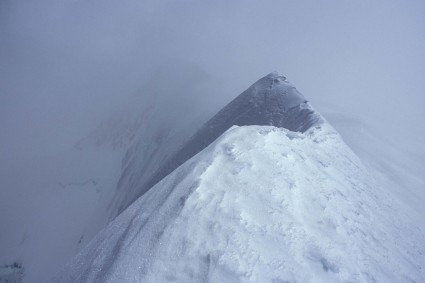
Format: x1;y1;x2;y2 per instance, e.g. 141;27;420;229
124;72;324;212
52;125;425;283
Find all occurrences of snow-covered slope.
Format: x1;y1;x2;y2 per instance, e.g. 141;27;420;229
52;124;425;282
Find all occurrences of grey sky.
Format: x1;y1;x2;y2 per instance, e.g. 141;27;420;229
1;0;424;160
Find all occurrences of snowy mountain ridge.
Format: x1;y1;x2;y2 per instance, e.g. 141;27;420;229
51;72;425;282
110;72;324;217
52;123;425;282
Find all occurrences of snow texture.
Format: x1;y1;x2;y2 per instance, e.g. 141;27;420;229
51;124;425;283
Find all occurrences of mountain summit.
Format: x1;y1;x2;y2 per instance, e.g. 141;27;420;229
52;73;425;282
202;71;321;132
110;72;324;216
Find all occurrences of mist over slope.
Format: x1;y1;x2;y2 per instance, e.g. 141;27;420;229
0;64;221;283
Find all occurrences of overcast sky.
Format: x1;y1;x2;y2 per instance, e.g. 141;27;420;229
1;0;424;161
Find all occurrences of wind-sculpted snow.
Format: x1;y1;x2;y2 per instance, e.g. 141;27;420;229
121;72;324;213
52;125;425;282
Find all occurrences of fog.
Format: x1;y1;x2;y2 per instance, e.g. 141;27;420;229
1;0;424;281
1;0;425;158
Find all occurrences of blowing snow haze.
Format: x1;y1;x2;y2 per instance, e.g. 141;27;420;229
1;0;425;282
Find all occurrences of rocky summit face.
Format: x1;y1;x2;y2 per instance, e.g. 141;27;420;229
200;71;322;133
